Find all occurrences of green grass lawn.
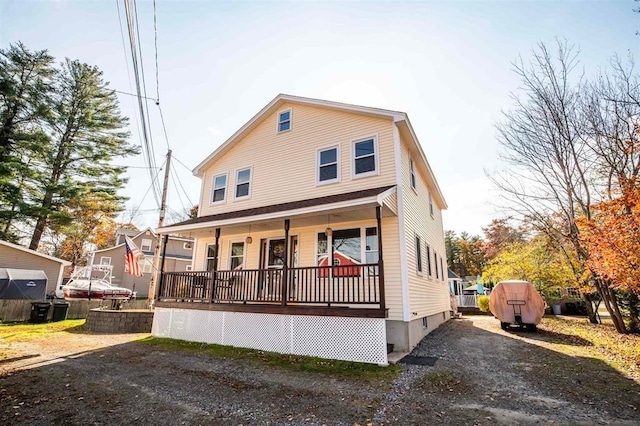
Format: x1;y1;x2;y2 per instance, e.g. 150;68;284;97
141;336;401;381
0;319;86;342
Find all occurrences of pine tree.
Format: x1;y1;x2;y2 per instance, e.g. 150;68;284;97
28;58;138;250
0;42;54;241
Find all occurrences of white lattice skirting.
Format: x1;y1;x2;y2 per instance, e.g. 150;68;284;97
152;307;388;365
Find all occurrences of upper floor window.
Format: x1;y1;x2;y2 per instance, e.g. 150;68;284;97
429;191;434;217
415;235;423;273
141;238;152;252
352;137;378;177
235;167;252;199
317;146;339;184
410;158;417;190
278;109;291;133
212;173;227;204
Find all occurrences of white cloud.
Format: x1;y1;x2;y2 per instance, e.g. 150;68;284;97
206;127;221;135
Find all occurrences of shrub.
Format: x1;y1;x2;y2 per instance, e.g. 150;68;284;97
477;295;490;313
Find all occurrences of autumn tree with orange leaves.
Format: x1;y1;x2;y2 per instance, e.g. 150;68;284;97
577;179;640;332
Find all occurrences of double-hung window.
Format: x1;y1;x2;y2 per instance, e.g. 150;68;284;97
212;173;227;204
230;242;244;270
141;238;152;252
410;158;417;190
415;235;423;273
429;191;434;217
235;168;252;199
142;257;153;274
206;244;217;271
440;256;445;281
426;245;432;276
278;109;291;133
317;146;339;184
434;250;439;279
352;137;378;177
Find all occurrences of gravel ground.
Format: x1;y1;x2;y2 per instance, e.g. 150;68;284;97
1;316;639;425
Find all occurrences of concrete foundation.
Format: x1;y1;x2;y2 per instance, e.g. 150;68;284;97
386;310;451;353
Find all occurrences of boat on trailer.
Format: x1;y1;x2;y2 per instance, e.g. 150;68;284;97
58;265;132;300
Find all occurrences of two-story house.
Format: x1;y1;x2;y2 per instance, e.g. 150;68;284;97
152;94;450;365
90;228;194;298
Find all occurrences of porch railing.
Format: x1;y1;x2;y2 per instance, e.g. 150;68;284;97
159;264;381;308
456;294;479;308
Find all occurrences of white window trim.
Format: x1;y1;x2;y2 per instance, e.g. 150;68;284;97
210;172;228;206
183;242;193;250
315;224;378;266
277;108;292;133
229;240;246;270
206;243;217;271
99;256;111;265
351;134;380;179
316;144;341;186
234;166;253;201
410;158;418;193
434;250;439;280
429;191;434;218
426;244;432;277
142;257;153;274
141;238;152;252
415;233;423;275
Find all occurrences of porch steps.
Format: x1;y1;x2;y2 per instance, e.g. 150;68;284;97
387;351;411;364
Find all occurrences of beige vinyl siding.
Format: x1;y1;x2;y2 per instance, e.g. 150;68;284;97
200;103;396;216
0;244;65;295
398;136;450;318
192;216;404;320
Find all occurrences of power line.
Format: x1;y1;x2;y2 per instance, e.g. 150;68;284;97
153;0;160;102
123;0;161;207
115;0;145;169
173;155;194;173
129;158;165;220
113;89;157;102
171;168;195;207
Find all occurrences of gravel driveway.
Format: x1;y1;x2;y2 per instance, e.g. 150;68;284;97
1;316;639;425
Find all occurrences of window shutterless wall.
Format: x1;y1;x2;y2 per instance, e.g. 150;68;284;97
199;103;396;217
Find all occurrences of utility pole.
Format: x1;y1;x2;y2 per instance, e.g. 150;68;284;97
148;149;171;308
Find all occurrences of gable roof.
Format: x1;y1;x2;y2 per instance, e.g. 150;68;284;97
92;227;193;254
193;93;447;209
448;269;461;279
0;239;71;266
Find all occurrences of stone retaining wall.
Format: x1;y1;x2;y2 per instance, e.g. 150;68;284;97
84;309;154;333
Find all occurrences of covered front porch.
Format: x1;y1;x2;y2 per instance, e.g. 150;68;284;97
154;186;398;319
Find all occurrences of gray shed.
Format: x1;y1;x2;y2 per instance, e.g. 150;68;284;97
0;268;48;300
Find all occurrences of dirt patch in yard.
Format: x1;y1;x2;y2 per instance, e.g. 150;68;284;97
1;316;639;425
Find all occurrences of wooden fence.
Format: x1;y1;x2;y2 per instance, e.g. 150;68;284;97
0;299;150;322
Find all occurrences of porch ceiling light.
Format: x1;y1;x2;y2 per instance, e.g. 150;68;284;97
246;236;253;244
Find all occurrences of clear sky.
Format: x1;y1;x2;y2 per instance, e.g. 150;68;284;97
2;0;639;236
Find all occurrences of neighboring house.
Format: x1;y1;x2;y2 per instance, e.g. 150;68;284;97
90;228;194;298
153;94;450;365
448;269;462;296
0;239;71;297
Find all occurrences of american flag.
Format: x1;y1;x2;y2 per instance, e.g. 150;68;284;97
124;236;144;277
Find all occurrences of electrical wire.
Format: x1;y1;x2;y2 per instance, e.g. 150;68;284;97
153;0;160;102
123;0;161;206
113;89;157;102
128;158;165;220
